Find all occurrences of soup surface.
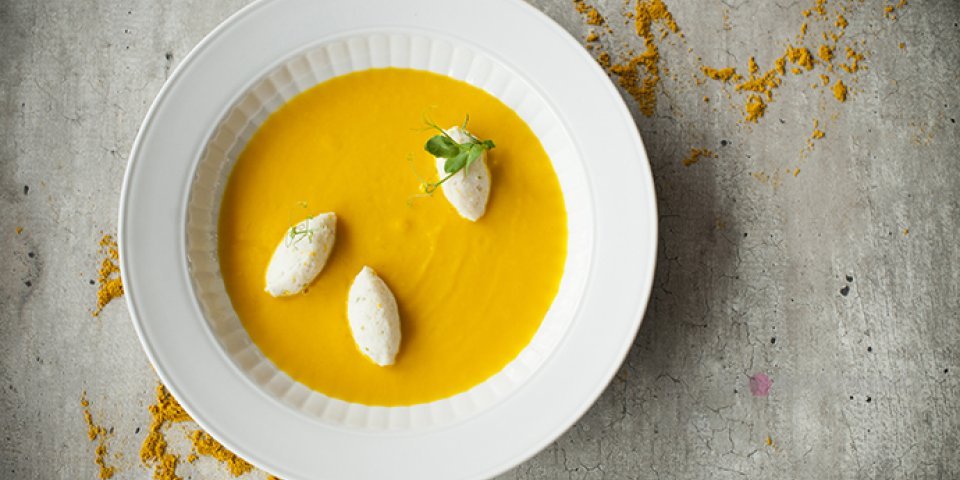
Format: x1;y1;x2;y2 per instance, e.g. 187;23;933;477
219;68;567;406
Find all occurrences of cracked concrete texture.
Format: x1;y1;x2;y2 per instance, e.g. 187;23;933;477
1;0;958;478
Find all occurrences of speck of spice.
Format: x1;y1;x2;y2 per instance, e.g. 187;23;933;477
597;51;611;69
833;79;848;102
585;31;599;42
190;431;254;477
811;119;825;139
93;234;124;316
744;95;767;123
835;13;848;29
81;392;116;479
785;44;816;71
15;226;23;235
682;148;716;167
573;0;605;25
812;0;827;17
884;0;907;20
818;44;833;63
702;66;739;82
840;47;865;73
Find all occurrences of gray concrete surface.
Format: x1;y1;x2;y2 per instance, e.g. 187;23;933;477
2;0;958;478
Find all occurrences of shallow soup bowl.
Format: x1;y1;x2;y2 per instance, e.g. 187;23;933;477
120;1;658;478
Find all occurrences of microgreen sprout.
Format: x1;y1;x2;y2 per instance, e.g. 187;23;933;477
419;115;495;195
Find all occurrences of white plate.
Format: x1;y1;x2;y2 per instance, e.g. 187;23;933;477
120;0;657;479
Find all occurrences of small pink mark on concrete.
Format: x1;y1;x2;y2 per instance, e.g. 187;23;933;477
749;373;773;397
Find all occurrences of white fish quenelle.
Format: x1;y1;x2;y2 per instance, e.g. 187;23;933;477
347;266;401;366
435;126;491;222
264;213;337;297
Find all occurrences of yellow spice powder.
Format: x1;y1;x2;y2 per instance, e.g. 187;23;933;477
190;431;255;477
81;393;116;480
884;0;907;20
140;383;261;479
682;148;715;167
597;51;612;69
840;47;865;73
785;44;816;70
744;95;766;123
93;234;124;317
833;79;848;102
812;0;827;16
818;44;833;63
701;66;738;82
140;384;192;480
811;120;825;139
574;0;605;25
835;14;848;29
603;0;680;116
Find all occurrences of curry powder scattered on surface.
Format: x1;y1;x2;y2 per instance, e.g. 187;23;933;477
840;47;864;73
785;44;816;70
811;120;825;141
835;13;848;29
884;0;907;20
93;234;124;316
701;66;738;82
597;51;612;69
139;383;263;478
832;79;848;102
574;0;605;25
682;148;716;167
734;61;781;100
605;0;680;116
812;0;827;17
81;392;117;479
190;431;255;477
744;95;767;123
817;44;833;63
140;384;191;480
